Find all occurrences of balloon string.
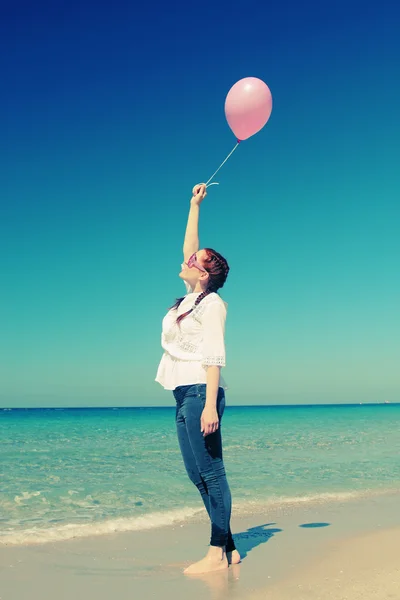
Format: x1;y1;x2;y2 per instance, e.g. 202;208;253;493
205;142;240;187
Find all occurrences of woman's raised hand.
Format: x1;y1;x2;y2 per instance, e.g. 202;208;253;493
191;183;207;206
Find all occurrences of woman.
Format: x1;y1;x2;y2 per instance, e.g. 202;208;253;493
156;183;241;575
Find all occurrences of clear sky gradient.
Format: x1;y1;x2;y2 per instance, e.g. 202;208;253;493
1;0;399;407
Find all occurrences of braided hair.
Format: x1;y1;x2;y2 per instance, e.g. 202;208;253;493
170;248;230;324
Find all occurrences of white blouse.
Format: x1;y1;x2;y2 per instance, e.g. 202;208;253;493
155;280;228;391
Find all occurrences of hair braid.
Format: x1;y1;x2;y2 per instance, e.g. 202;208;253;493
194;288;212;306
173;289;212;325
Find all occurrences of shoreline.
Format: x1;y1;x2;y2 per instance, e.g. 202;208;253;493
1;491;399;599
1;486;398;547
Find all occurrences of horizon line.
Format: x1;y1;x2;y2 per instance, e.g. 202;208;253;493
1;402;399;411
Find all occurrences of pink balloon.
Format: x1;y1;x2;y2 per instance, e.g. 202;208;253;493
225;77;273;141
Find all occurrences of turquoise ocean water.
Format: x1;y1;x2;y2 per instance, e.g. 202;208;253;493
1;404;400;546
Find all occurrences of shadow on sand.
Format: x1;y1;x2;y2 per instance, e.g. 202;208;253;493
234;522;282;560
234;521;331;559
299;522;331;528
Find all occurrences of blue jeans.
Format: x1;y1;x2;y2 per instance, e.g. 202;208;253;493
173;384;236;551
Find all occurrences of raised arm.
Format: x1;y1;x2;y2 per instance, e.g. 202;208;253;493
183;183;207;262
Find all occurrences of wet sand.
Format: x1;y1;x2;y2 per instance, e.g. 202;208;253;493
1;491;399;600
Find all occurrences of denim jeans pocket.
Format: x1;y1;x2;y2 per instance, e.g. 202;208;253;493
179;384;203;403
196;386;225;415
196;385;209;410
195;384;207;398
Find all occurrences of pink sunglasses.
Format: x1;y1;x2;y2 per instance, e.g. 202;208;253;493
186;253;208;273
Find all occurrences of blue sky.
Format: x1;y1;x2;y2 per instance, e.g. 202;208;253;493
1;0;399;407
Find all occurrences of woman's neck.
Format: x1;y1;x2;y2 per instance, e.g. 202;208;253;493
192;282;207;293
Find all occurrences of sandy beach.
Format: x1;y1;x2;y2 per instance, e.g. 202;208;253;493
251;527;400;600
1;491;399;600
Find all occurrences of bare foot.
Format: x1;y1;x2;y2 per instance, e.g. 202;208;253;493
227;549;241;565
184;546;228;575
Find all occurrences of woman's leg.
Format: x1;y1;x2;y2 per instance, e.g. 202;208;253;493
179;385;234;550
176;390;236;551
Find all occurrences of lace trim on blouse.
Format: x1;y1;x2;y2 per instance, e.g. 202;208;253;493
176;334;198;354
191;301;207;323
203;356;226;367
